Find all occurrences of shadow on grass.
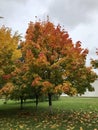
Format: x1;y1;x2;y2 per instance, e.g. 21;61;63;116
0;98;98;130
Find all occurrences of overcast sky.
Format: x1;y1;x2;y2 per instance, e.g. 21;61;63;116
0;0;98;65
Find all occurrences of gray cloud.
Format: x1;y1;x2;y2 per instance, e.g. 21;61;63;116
0;0;48;34
47;0;98;28
0;0;29;19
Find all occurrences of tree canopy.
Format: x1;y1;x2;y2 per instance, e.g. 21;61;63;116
19;20;97;108
0;26;22;88
0;20;97;110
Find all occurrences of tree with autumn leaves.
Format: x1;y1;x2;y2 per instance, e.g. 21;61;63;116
19;19;97;111
0;20;97;112
0;26;22;103
0;26;21;85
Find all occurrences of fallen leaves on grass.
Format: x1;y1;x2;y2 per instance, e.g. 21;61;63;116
0;110;98;130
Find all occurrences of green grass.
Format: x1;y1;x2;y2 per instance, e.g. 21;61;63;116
0;97;98;130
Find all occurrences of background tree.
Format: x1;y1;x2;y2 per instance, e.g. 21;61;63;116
91;49;98;69
0;26;21;89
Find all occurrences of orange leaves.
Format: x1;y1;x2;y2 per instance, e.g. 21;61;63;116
54;85;62;94
32;77;54;93
0;82;14;96
32;76;42;87
54;82;73;95
75;41;81;48
82;49;89;56
50;51;58;62
25;22;34;41
39;52;46;60
42;81;53;88
26;49;33;59
62;82;71;93
43;21;55;36
26;49;34;62
33;52;50;67
19;18;97;97
42;81;53;93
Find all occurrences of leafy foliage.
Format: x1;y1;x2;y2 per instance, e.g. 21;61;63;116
20;19;97;100
0;19;97;110
0;26;21;88
91;49;98;69
0;82;14;100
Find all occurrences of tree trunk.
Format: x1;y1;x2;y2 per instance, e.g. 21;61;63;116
20;96;23;109
48;93;53;114
35;94;39;110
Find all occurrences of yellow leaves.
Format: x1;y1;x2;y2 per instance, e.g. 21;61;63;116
69;87;77;96
0;26;20;55
51;57;66;69
0;69;4;76
0;26;11;43
81;75;86;80
54;85;62;94
80;127;83;130
0;106;98;130
50;124;58;129
11;49;22;61
0;26;21;84
62;81;71;93
19;124;24;129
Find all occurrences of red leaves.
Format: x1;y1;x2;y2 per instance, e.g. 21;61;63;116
2;74;11;80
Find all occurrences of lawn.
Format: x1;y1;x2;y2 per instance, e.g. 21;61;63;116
0;97;98;130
